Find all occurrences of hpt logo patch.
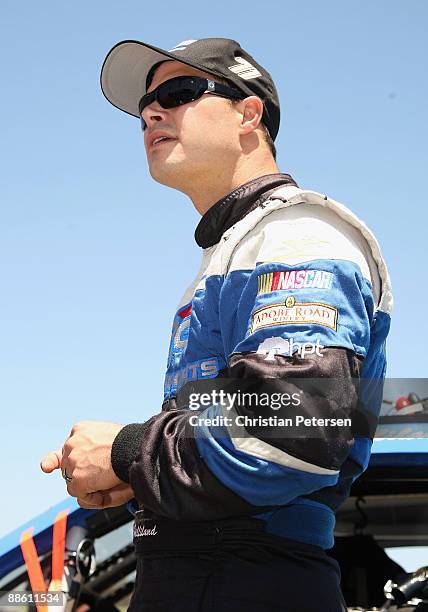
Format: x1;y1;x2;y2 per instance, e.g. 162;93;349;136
257;336;324;360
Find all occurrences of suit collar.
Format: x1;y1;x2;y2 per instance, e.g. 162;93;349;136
195;173;298;248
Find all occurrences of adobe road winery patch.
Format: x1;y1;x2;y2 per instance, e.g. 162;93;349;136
251;301;338;332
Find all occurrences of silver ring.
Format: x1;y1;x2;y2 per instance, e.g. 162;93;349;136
62;468;73;483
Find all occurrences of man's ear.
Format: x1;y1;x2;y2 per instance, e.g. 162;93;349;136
238;96;264;136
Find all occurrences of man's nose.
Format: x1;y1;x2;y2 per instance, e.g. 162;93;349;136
142;101;170;129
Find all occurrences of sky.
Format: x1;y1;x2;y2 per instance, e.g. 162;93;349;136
1;0;427;571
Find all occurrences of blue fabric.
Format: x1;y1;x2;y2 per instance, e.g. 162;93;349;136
192;259;382;503
194;404;339;506
221;259;374;358
163;255;390;548
254;498;337;549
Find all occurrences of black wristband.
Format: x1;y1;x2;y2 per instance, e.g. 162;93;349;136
111;422;148;483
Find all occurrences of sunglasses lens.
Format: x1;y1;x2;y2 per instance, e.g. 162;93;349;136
139;77;207;131
158;78;205;108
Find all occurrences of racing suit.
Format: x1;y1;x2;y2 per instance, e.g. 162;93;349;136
111;172;392;611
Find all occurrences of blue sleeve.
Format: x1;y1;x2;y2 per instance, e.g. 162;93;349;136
193;257;375;506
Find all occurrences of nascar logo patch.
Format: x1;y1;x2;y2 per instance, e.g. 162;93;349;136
258;270;334;294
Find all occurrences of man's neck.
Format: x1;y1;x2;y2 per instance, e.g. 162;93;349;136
188;160;281;215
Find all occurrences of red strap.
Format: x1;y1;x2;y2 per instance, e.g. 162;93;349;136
19;528;48;612
49;509;68;592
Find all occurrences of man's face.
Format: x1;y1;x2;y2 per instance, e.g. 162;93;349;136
141;60;244;190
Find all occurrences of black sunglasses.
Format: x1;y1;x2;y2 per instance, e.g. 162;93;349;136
138;76;246;130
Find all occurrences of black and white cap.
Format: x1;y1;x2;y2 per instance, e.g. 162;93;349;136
100;37;281;141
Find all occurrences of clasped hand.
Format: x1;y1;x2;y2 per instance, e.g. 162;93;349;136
40;420;134;509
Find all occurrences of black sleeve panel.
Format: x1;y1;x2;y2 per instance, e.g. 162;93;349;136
127;409;272;520
111;347;364;520
227;347;364;471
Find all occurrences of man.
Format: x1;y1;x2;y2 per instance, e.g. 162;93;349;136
41;37;392;611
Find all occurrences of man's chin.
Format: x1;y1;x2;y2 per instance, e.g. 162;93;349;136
148;160;191;190
149;163;173;185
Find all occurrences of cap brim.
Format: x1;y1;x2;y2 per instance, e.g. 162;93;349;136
100;39;210;118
